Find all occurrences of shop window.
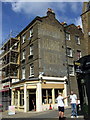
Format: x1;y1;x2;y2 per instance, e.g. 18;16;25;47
42;89;52;104
15;91;18;106
20;90;24;106
55;89;63;103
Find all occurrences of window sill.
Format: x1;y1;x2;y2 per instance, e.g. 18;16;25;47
69;74;75;77
77;43;80;45
21;59;25;62
67;55;73;58
21;78;25;81
29;76;34;78
28;55;33;59
22;41;26;44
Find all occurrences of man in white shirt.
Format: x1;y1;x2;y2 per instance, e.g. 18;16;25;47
56;92;69;119
70;91;78;118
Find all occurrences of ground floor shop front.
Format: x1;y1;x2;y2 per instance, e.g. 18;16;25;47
11;76;68;112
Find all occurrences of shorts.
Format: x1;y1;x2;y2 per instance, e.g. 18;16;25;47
58;106;64;112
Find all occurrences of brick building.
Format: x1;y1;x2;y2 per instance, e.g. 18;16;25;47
0;8;86;112
81;1;90;54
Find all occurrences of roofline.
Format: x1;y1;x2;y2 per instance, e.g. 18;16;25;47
64;24;76;28
64;24;83;33
81;9;90;16
16;16;42;37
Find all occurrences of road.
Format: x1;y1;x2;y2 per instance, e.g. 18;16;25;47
1;107;84;120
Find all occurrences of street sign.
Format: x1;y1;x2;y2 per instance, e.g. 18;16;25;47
74;62;81;66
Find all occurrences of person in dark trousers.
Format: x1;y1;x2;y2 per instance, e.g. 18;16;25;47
56;93;69;119
70;91;78;118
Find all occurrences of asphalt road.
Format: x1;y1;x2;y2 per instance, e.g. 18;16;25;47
1;107;84;120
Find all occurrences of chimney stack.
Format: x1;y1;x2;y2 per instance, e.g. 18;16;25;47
47;8;55;18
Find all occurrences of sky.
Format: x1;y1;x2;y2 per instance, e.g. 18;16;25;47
0;0;89;45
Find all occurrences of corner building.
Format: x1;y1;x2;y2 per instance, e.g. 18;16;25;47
11;9;68;112
1;8;86;112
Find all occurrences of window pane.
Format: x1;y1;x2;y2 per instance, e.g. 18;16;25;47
66;33;70;40
42;89;47;104
69;65;74;75
22;50;25;59
20;90;24;106
15;91;18;106
77;50;81;59
30;64;34;77
22;68;25;79
30;45;33;55
67;48;72;57
75;36;80;44
30;28;33;38
42;89;52;104
22;34;26;43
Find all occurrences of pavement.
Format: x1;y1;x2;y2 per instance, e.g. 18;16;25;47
0;107;85;120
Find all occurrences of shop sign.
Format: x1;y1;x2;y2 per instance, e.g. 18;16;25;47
2;82;10;89
8;106;15;115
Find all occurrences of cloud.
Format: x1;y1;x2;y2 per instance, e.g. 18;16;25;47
11;2;52;16
9;2;82;16
9;2;73;17
70;2;80;13
74;16;82;28
2;2;83;27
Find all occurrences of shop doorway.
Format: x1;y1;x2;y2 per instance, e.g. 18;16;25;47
29;89;36;111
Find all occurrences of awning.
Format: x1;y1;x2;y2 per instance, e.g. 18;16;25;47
0;88;9;92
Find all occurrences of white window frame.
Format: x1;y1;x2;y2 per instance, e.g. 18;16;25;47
66;33;70;40
29;64;34;77
77;50;82;59
75;36;80;45
22;67;25;79
22;34;26;43
22;49;25;60
30;28;33;38
30;45;33;56
67;47;72;57
69;65;74;76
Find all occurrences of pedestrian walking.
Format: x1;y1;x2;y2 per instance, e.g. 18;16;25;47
70;91;78;118
56;92;69;119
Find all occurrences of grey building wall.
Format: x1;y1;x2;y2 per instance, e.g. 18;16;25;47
38;12;67;77
65;24;86;95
